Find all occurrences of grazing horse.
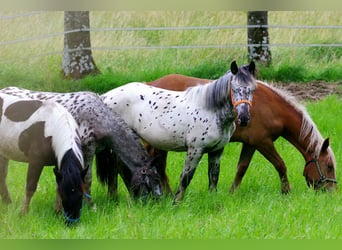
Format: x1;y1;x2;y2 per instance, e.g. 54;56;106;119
146;73;337;193
101;61;256;203
0;88;163;201
0;93;87;225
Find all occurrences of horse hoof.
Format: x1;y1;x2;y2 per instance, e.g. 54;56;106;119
19;208;29;217
172;193;183;205
1;197;12;204
281;188;291;194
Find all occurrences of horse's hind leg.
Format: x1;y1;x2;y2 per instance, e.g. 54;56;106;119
0;156;11;204
229;143;256;193
21;163;44;216
208;148;224;192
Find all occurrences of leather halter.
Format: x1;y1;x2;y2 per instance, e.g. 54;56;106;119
64;193;91;225
230;88;253;109
304;157;337;185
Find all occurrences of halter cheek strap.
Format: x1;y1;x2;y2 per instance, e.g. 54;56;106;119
230;88;253;109
304;158;337;184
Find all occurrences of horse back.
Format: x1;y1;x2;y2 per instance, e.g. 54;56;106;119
148;74;211;90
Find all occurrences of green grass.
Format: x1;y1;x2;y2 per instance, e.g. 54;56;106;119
0;96;341;239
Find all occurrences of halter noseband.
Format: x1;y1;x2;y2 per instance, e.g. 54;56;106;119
304;157;337;185
63;193;91;224
230;88;253;109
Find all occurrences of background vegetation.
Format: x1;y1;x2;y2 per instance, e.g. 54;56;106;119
0;11;341;239
0;11;341;92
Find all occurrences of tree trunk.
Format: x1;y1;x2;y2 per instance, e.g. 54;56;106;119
62;11;100;80
247;11;271;66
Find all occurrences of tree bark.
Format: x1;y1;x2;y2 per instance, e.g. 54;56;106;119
247;11;271;66
62;11;100;80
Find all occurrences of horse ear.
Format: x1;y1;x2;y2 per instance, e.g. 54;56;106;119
321;138;330;153
53;167;62;184
230;60;238;75
248;61;256;76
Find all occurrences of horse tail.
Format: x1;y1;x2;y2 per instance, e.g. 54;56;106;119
95;147;117;186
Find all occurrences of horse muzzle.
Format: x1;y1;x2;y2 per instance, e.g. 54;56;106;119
235;102;252;127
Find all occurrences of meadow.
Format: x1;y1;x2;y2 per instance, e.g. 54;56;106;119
0;96;341;239
0;11;341;239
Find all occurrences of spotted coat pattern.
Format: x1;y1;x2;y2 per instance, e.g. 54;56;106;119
0;87;162;201
101;62;256;202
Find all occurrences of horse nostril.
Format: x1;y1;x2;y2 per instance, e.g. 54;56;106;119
238;116;249;127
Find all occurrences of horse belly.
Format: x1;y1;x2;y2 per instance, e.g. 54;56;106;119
0;124;28;162
131;111;189;152
201;123;236;152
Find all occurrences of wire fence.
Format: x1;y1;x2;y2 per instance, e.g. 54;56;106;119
1;11;342;64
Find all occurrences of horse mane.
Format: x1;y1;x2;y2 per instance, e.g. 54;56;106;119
185;72;232;110
60;148;84;187
257;81;334;160
43;102;84;168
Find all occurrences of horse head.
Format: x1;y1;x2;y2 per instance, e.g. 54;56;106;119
54;151;89;226
303;138;337;191
230;60;256;127
129;158;163;200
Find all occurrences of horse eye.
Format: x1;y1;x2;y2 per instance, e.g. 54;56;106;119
327;165;334;172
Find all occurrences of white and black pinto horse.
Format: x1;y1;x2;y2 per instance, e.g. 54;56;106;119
0;93;87;225
101;61;256;203
0;88;163;201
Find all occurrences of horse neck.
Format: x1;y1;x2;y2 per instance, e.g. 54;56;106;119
60;148;83;177
47;110;83;169
263;83;323;161
106;111;151;171
186;73;232;110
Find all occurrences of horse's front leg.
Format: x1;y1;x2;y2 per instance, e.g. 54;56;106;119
147;147;172;194
0;156;11;204
82;146;95;206
229;143;256;193
208;148;224;192
256;141;290;194
21;163;44;216
174;148;203;204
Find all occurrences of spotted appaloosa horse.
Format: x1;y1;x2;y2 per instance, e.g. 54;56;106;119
101;61;256;203
147;73;337;193
0;93;87;225
0;88;163;201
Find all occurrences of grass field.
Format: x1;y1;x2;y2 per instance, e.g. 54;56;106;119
0;95;341;239
0;11;341;239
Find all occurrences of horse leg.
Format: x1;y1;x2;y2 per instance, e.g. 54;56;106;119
208;148;224;192
82;146;95;206
144;143;172;194
174;148;203;204
255;142;290;194
0;156;11;204
229;143;256;193
108;150;119;200
21;163;44;216
149;148;172;194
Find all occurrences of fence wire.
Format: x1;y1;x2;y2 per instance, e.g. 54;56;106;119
1;12;341;64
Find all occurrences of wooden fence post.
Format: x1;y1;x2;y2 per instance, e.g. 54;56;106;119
62;11;100;80
247;11;271;66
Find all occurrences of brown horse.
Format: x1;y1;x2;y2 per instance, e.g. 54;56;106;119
147;73;337;194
